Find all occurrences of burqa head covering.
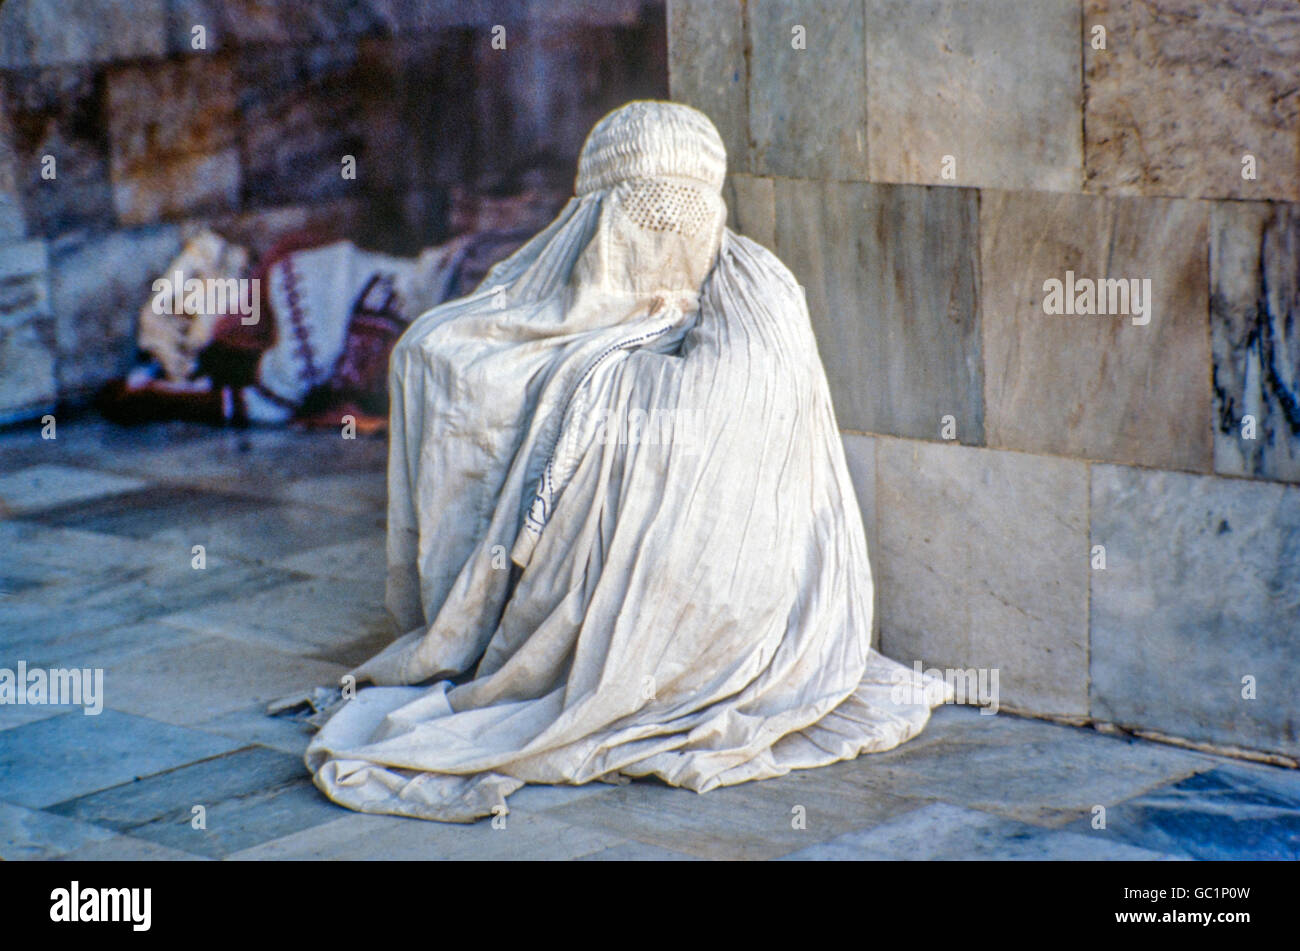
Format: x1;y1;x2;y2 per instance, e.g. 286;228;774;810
570;101;728;298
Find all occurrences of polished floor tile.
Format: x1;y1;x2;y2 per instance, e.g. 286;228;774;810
161;576;394;667
781;802;1180;861
0;709;240;808
99;636;348;725
227;809;624;861
47;745;345;859
1062;762;1300;860
828;705;1215;827
3;419;1295;861
0;799;118;860
0;464;145;516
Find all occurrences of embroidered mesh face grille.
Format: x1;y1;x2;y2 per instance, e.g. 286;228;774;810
619;179;716;239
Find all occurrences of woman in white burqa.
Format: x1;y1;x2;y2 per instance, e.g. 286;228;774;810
307;101;948;822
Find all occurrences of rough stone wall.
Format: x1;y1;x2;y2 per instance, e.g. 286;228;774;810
671;0;1300;759
0;0;667;419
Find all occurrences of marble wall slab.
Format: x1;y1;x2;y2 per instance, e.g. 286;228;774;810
0;69;115;236
876;437;1090;717
165;0;414;53
0;239;55;424
1090;465;1300;756
668;0;749;174
1211;201;1300;484
0;239;49;329
864;0;1082;192
0;101;24;240
483;20;668;185
1084;0;1300;202
0;0;166;69
981;189;1211;471
747;0;869;181
774;178;983;442
723;173;774;250
107;57;240;224
164;0;638;57
527;1;649;27
787;801;1172;861
0;317;57;425
49;226;182;398
235;42;374;209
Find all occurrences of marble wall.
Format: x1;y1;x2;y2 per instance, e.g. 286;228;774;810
675;0;1300;757
0;0;667;415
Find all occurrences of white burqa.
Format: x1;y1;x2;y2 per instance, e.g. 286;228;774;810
306;101;949;822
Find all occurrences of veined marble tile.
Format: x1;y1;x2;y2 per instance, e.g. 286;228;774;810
747;0;869;180
574;840;697;861
191;703;314;758
0;552;303;647
774;178;983;442
98;636;348;726
91;425;388;486
0;619;202;677
865;0;1082;192
0;520;179;586
828;706;1213;828
48;745;343;859
0;417;229;477
28;483;383;562
276;535;386;588
266;471;387;515
0;709;239;809
26;483;265;536
51;833;208;860
668;0;749;173
981;189;1211;470
544;768;921;861
161;576;394;668
0;464;144;516
781;802;1179;861
876;438;1090;716
1211;201;1300;483
1063;762;1300;860
1084;0;1300;201
1090;465;1300;756
227;809;622;861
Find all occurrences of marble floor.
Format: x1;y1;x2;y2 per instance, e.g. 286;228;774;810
1;417;1297;861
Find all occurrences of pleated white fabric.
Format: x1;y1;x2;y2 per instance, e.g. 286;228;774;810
306;101;949;822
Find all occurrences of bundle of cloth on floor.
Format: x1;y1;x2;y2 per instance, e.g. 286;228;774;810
99;226;534;433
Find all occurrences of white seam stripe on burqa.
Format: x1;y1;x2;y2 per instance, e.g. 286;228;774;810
306;101;951;822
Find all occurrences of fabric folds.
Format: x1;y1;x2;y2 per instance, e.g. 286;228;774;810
306;101;948;822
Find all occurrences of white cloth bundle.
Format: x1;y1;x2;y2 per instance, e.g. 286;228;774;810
306;101;949;822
